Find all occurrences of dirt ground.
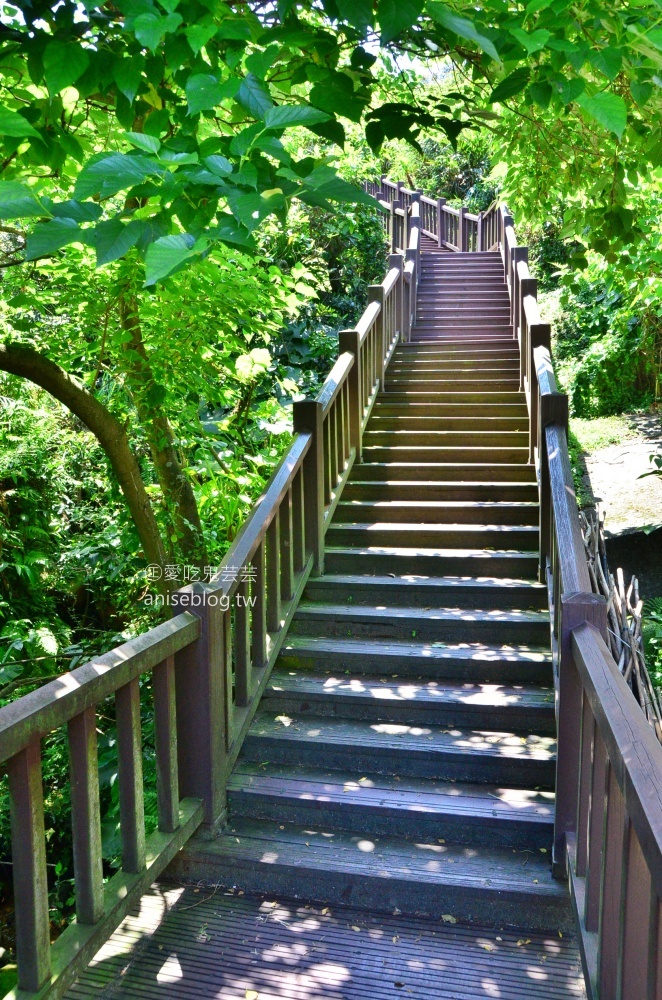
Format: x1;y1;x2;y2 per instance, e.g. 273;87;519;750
577;414;662;535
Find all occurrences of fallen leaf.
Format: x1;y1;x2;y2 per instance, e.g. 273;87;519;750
321;907;330;915
352;925;361;932
516;938;531;947
441;914;457;924
479;942;496;952
245;992;259;1000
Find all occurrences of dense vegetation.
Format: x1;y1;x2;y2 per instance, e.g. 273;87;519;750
1;0;662;973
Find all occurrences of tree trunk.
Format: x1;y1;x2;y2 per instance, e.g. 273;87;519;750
118;292;207;569
0;343;171;594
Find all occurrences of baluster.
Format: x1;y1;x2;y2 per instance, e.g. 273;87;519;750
621;824;653;999
339;330;362;459
335;394;344;480
266;510;281;630
8;742;50;992
324;404;338;504
291;471;305;574
437;198;445;247
115;677;146;873
153;655;180;833
368;285;385;389
293;399;324;574
233;575;251;705
281;484;294;602
653;896;662;998
68;707;104;923
251;539;268;664
458;207;466;251
575;695;593;876
598;766;627;995
585;731;608;930
342;379;351;463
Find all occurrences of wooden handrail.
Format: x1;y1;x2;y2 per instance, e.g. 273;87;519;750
0;614;199;763
317;352;354;415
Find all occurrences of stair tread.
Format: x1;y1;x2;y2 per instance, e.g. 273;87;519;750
306;573;546;591
267;668;554;710
326;545;538;558
327;523;539;534
248;711;556;761
336;501;538;510
230;762;555;824
211;819;565;898
294;603;548;625
282;633;552;664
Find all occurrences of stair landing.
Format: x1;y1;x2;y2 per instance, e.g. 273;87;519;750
66;885;586;1000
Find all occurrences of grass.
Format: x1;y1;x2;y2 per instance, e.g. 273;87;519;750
570;415;641;453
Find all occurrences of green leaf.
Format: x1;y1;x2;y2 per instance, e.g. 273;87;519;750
577;92;627;139
134;12;182;52
144;233;201;285
49;200;102;223
205;155;233;177
304;170;378;208
186;74;239;115
0;107;40;140
185;20;218;54
509;27;550;55
43;41;90;94
89;218;146;266
264;104;330;129
631;81;653;106
427;3;501;63
377;0;423;43
226;188;284;231
589;47;622;82
337;0;373;31
308;118;346;148
25;218;81;260
74;153;162;200
113;56;145;103
126;131;160;154
489;68;530;103
0;181;45;219
236;73;274;120
207;219;255;249
558;77;585;104
527;81;552;109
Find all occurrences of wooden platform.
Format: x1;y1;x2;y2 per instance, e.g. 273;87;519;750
66;884;586;1000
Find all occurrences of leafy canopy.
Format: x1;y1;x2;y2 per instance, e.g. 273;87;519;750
0;0;660;275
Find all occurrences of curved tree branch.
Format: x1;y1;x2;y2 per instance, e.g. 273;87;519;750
0;342;170;592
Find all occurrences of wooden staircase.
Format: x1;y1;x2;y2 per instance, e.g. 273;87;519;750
175;242;574;935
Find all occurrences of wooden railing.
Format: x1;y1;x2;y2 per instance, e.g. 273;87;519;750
0;184;417;999
368;176;496;254
499;198;662;997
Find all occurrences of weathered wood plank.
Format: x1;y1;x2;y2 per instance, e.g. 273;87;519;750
68;708;104;924
0;614;199;763
152;656;179;834
115;678;146;874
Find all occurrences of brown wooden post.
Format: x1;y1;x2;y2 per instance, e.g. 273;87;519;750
380;173;387;199
553;591;608;877
477;211;484;252
68;707;104;923
8;742;51;992
293;399;325;574
538;398;568;582
457;206;466;252
436;198;446;247
511;246;528;336
339;329;362;460
529;320;552;462
175;586;227;832
368;283;386;388
388;253;404;343
152;655;180;834
391;199;401;252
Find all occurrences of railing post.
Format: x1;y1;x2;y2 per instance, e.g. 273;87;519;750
436;198;446;247
458;206;466;252
554;592;608;878
293;399;325;574
477;211;484;252
8;742;51;992
511;246;528;337
391;199;401;252
389;253;404;343
339;329;363;461
538;396;568;582
529;320;552;460
175;589;227;833
519;274;537;392
380;173;387;199
368;283;386;386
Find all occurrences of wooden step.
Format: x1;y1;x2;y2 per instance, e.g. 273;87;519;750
389;356;519;367
343;480;540;501
366;415;529;430
359;446;529;464
303;574;547;609
290;602;549;644
373;399;528;414
348;462;536;482
181;819;572;931
395;338;518;352
362;431;528;448
263;664;554;729
279;632;552;681
375;391;526;404
229;763;555;849
241;713;557;787
334;500;539;525
383;382;522;395
324;546;539;579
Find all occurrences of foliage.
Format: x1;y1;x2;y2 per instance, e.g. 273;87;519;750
643;598;662;693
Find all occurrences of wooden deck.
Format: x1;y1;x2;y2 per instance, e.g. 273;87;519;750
65;884;586;1000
